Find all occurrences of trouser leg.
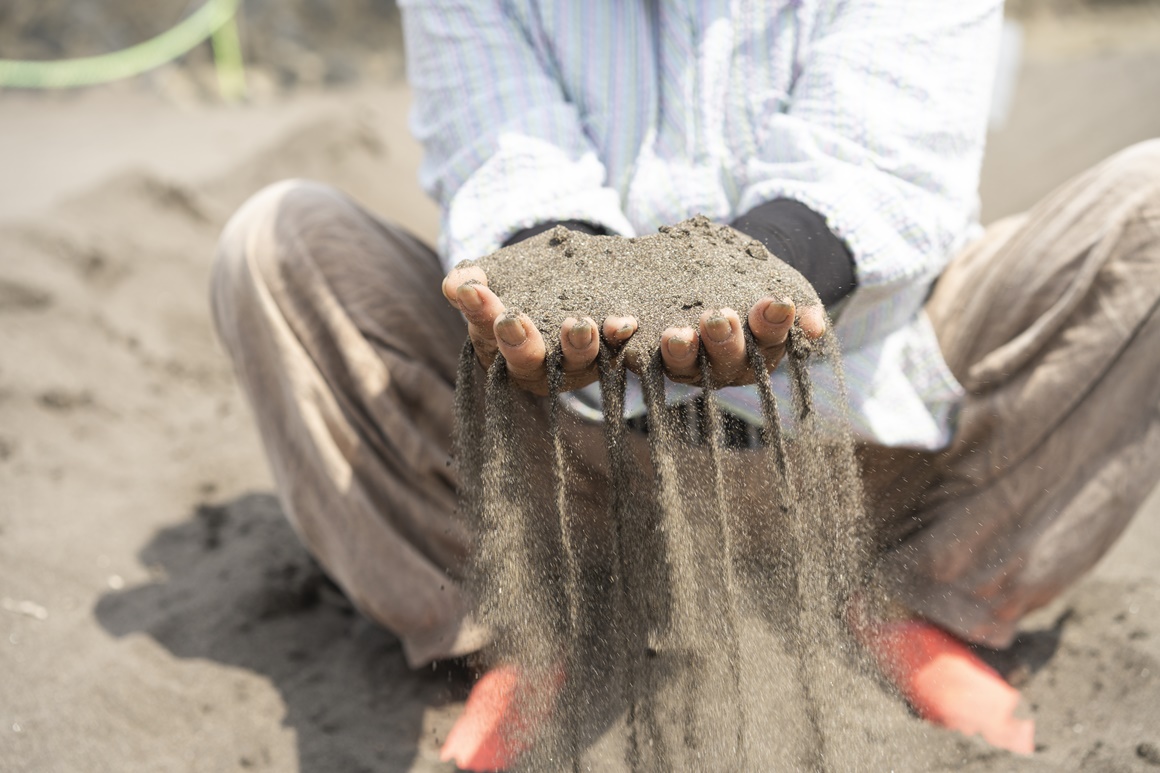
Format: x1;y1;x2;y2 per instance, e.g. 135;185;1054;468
868;140;1160;648
210;179;486;667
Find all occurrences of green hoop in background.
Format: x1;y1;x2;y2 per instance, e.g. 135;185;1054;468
0;0;246;101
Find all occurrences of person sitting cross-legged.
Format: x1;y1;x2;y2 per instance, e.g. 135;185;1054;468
210;2;1160;769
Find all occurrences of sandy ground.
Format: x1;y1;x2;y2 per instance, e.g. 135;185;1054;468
2;9;1160;772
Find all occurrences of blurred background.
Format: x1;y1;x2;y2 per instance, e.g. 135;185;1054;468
0;0;404;90
2;3;1159;772
3;0;1160;225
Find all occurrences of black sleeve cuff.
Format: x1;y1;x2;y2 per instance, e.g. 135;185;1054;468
502;220;609;247
730;199;856;307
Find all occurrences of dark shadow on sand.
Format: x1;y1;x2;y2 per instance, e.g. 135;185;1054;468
973;609;1072;689
95;492;468;773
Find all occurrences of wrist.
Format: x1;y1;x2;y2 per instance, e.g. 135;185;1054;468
731;199;856;308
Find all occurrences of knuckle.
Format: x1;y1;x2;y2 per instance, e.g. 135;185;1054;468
469;322;496;341
505;352;545;376
760;342;787;357
561;367;598;390
504;352;538;370
562;355;596;375
666;368;701;384
759;331;786;346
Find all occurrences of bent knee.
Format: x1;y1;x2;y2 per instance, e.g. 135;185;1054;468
213;179;350;294
216;179;348;270
1097;139;1160;200
1118;138;1160;171
1092;140;1160;268
211;179;348;338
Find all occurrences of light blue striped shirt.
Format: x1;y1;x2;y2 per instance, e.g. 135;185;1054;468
400;0;1003;450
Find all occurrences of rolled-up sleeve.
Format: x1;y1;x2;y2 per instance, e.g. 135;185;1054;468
400;0;635;270
739;1;1003;347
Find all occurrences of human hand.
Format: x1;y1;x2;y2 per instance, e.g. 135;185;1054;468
442;263;636;395
658;300;826;387
442;265;826;396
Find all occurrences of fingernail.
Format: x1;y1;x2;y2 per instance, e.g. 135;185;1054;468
615;320;636;338
667;336;693;359
457;283;483;312
763;301;794;325
567;321;594;350
496;315;527;347
705;314;733;343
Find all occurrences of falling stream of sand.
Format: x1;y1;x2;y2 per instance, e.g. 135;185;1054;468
454;218;876;771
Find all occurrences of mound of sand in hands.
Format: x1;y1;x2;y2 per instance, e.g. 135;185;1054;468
452;215;871;771
476;214;822;376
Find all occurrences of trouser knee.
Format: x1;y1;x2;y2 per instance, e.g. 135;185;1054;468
209;179;346;342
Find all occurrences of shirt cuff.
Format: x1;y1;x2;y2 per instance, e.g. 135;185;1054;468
731;198;856;307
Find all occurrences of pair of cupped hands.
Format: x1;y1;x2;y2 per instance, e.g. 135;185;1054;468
442;263;826;397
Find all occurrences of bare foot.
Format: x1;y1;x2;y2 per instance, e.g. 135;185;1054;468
851;611;1036;755
442;265;824;393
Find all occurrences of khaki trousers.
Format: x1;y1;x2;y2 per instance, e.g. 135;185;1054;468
211;141;1160;665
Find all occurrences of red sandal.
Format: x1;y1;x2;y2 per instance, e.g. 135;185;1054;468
854;615;1035;755
440;664;563;771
